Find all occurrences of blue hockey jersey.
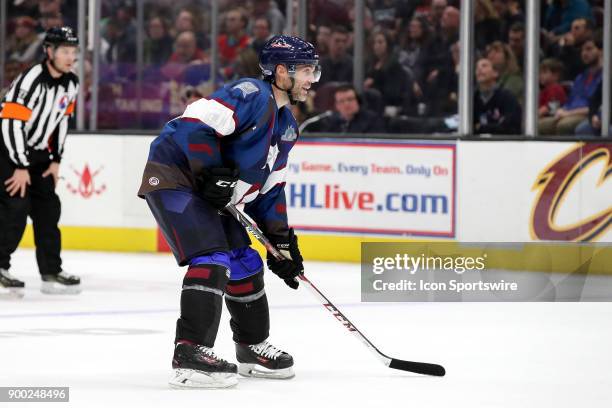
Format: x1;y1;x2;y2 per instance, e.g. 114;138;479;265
138;78;299;236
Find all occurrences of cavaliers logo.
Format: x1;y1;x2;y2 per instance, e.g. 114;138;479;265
531;143;611;242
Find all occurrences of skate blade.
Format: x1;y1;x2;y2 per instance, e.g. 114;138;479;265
169;369;238;389
238;363;295;379
41;282;81;295
0;287;25;299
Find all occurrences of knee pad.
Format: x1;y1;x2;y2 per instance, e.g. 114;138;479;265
175;252;231;346
225;270;270;344
186;252;231;290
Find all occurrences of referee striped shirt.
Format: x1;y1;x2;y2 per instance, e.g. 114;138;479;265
0;62;78;168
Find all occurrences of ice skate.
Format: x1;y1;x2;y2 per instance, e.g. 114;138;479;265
0;268;25;299
40;271;81;295
169;342;238;389
236;340;295;379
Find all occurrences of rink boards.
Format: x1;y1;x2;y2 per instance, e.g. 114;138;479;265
18;135;611;271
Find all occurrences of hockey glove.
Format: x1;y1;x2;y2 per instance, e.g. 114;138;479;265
197;166;240;210
266;228;304;290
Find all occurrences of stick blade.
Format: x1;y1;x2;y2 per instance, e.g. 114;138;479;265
389;358;446;377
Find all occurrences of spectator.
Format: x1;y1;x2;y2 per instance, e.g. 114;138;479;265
33;12;65;61
315;25;332;58
508;22;525;70
486;41;524;104
174;8;196;35
399;16;431;81
474;57;522;135
318;26;353;86
249;0;285;35
539;36;603;135
475;0;503;52
167;31;207;64
3;60;25;88
543;0;593;36
369;0;406;36
112;4;137;40
419;6;459;112
546;17;595;80
250;17;273;56
364;30;411;112
6;16;39;66
162;31;208;82
38;0;76;28
428;0;448;32
387;40;459;134
218;8;250;78
310;0;351;31
144;16;174;65
538;58;568;118
39;11;64;31
174;8;207;49
574;84;606;136
317;84;386;133
232;48;261;80
102;17;136;64
491;0;524;41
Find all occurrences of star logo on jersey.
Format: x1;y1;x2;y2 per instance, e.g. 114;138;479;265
281;126;297;142
263;143;280;171
232;82;259;98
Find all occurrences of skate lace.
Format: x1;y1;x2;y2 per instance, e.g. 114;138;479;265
196;346;226;363
249;341;283;360
58;271;77;280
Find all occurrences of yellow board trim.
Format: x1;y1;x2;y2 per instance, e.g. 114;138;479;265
18;226;611;275
20;225;157;252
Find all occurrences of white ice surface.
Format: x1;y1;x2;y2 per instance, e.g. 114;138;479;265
1;249;611;408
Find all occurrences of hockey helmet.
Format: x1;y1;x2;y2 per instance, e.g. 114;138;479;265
43;26;79;49
259;35;320;82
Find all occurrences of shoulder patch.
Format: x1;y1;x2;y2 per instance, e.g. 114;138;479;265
281;126;298;142
231;81;260;99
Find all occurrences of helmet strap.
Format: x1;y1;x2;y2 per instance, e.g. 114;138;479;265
272;75;298;105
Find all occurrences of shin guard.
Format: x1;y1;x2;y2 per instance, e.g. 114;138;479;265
176;260;230;347
225;271;270;344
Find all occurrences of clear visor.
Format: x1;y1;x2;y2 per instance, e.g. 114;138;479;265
289;64;321;83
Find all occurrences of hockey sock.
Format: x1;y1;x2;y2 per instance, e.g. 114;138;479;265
176;262;230;347
225;271;270;344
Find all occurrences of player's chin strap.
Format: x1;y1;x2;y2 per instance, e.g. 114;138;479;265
272;77;299;105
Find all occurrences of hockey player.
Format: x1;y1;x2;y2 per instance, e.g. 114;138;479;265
0;27;80;297
138;35;320;388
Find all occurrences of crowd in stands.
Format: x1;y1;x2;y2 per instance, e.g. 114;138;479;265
2;0;610;136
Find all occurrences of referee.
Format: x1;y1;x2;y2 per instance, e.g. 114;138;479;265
0;27;81;297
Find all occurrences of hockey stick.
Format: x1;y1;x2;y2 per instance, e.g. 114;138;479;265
225;204;446;377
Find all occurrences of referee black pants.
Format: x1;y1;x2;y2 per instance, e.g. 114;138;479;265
0;155;62;275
